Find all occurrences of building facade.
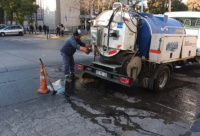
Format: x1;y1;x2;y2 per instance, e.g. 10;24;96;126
37;0;80;30
60;0;81;28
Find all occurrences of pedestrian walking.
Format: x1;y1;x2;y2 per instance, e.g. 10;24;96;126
60;24;65;37
46;26;50;39
43;25;46;35
56;23;60;36
30;24;34;34
87;23;90;34
60;29;91;80
26;25;30;34
38;25;42;33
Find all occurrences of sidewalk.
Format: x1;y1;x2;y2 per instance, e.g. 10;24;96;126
24;33;91;41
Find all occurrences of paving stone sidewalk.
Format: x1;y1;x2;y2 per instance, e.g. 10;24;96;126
24;33;91;41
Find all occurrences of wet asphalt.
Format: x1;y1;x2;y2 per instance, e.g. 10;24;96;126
0;36;200;136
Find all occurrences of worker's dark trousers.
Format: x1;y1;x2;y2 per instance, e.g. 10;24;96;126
61;53;75;78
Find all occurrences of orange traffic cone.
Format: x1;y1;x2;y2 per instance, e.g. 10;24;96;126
37;65;50;94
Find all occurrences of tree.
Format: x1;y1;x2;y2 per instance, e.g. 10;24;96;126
0;0;38;25
186;0;200;11
171;0;188;11
0;0;19;24
147;0;167;14
15;0;39;25
147;0;188;14
0;7;4;24
80;0;116;15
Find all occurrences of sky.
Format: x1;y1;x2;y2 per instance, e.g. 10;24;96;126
182;0;187;3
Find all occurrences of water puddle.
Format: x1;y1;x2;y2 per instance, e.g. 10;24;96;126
47;73;200;135
47;79;65;94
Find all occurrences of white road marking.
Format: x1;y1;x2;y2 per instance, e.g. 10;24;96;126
153;102;183;114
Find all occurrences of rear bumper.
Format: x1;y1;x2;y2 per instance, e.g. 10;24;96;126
76;63;138;87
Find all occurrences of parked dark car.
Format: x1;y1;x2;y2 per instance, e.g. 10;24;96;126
0;25;24;36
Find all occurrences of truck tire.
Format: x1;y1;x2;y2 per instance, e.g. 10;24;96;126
154;66;170;92
121;55;132;75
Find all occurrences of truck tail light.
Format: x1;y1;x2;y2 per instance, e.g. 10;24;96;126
108;50;117;55
76;64;84;70
122;17;129;22
119;77;130;85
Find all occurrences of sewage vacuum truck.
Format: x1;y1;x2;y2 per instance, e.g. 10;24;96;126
76;2;200;92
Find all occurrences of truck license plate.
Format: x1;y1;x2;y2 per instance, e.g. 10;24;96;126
96;70;107;77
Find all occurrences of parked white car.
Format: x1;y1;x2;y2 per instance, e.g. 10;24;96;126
0;25;24;36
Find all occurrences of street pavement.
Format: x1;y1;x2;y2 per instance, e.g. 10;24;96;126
2;37;46;43
0;35;200;136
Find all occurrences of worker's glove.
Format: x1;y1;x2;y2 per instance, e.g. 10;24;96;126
80;46;89;54
85;44;91;48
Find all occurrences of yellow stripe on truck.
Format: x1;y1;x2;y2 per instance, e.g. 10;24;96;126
176;56;195;61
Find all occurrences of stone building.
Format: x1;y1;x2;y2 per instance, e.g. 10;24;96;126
36;0;81;30
59;0;81;28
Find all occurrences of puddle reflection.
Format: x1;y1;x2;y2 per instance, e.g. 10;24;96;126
64;80;76;97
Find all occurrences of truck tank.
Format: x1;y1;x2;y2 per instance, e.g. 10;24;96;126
91;3;185;65
136;13;185;57
91;10;185;62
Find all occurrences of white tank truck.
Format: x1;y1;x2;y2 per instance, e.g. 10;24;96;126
76;2;199;92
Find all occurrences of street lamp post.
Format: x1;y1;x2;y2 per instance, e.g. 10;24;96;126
141;0;144;12
33;1;37;33
35;11;37;27
4;12;7;25
168;0;171;12
43;13;45;26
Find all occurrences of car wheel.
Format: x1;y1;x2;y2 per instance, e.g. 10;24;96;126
19;32;23;36
1;32;5;37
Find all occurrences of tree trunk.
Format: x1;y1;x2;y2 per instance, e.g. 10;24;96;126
22;23;26;34
10;11;13;25
0;8;4;24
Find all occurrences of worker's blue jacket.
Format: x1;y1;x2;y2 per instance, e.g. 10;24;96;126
60;36;86;56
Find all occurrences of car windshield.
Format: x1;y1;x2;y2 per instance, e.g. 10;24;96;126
4;26;12;30
0;26;6;29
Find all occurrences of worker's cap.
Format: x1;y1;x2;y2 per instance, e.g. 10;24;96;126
73;29;82;36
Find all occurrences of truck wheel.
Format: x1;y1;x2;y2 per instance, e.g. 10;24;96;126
121;55;132;75
154;66;170;92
